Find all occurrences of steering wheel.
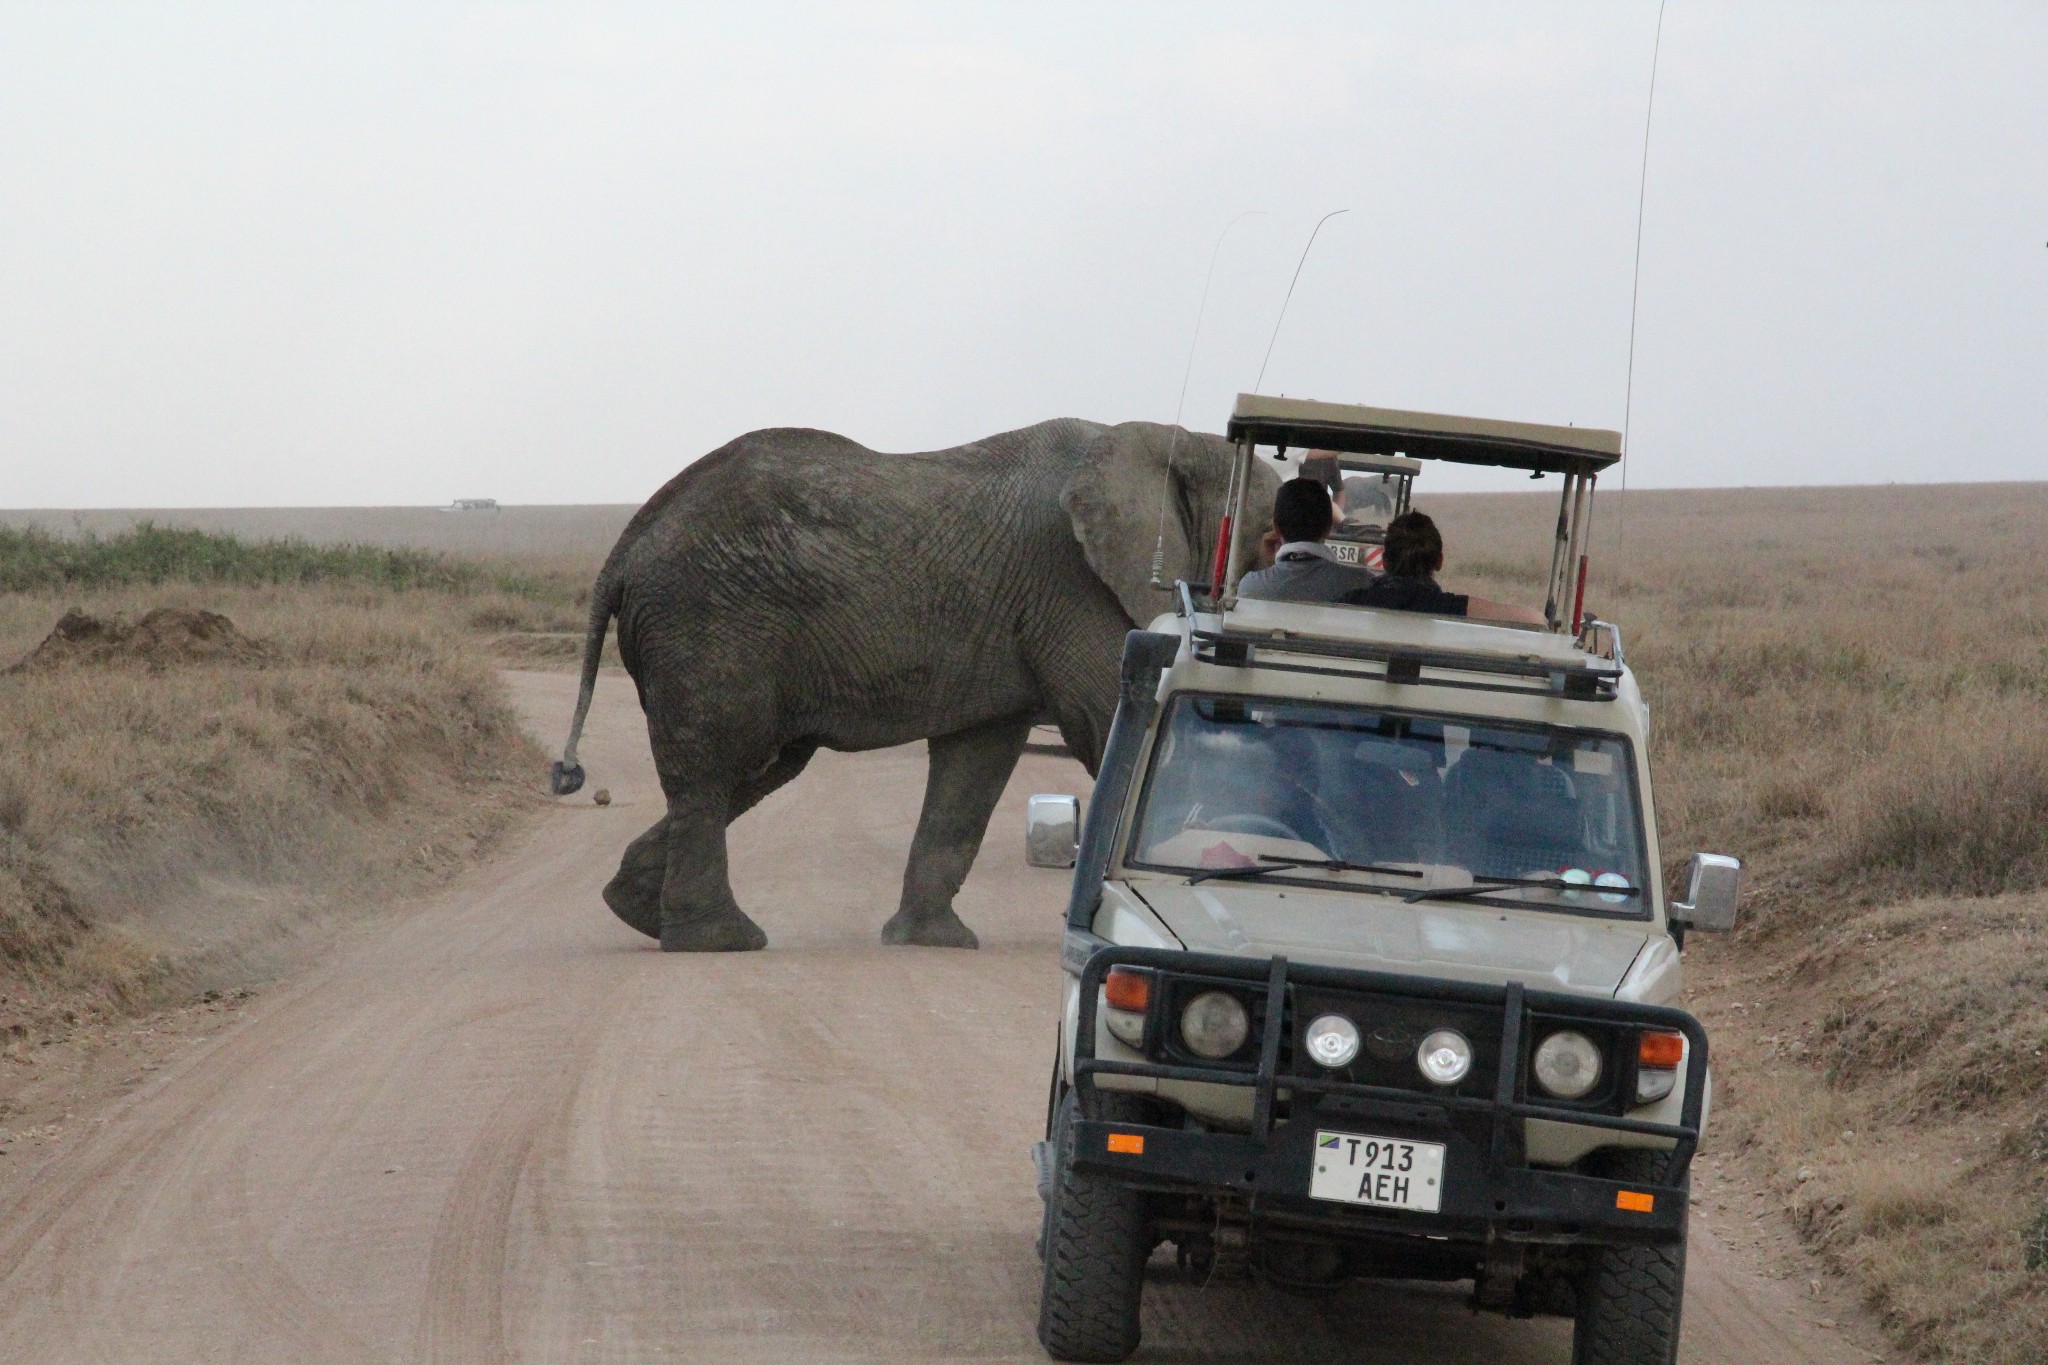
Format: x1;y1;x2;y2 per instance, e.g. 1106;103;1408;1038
1204;813;1308;843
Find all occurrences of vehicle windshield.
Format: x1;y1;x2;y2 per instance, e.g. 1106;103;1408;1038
1127;694;1651;917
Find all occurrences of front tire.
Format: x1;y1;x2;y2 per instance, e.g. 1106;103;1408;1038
1572;1150;1688;1365
1037;1091;1149;1362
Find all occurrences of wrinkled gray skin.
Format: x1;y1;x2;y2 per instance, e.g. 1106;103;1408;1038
553;418;1271;951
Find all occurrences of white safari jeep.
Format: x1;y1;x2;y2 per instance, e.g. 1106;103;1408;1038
1027;396;1741;1364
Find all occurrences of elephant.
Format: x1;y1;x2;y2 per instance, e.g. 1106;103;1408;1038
552;417;1274;951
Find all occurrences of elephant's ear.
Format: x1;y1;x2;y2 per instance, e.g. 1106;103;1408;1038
1060;421;1253;628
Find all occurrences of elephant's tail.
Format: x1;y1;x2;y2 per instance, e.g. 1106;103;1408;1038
550;568;622;797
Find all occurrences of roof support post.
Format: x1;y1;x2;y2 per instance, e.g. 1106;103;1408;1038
1564;475;1596;632
1219;436;1255;606
1542;473;1578;631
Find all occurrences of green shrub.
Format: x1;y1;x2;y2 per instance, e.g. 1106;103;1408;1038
0;523;552;598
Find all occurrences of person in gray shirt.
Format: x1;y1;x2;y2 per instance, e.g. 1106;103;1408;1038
1237;478;1381;603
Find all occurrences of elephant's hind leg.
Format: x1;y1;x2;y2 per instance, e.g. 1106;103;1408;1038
657;791;769;952
881;714;1033;949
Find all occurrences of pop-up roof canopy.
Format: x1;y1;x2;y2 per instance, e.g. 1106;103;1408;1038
1228;394;1620;479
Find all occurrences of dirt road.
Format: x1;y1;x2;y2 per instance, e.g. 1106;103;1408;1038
0;672;1873;1363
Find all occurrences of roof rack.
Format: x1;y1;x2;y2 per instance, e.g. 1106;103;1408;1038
1173;581;1622;701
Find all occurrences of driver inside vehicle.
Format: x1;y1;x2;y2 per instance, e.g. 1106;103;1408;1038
1140;721;1331;862
1132;696;1647;906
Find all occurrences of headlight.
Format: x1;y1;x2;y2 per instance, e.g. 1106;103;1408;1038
1533;1030;1603;1099
1304;1014;1360;1069
1180;990;1250;1059
1415;1029;1473;1086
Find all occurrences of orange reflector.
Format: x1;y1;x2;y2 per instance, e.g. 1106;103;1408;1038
1616;1190;1655;1214
1107;1132;1145;1155
1104;967;1152;1013
1638;1031;1686;1069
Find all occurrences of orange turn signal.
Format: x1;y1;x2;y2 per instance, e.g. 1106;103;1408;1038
1107;1132;1145;1155
1616;1190;1655;1214
1638;1030;1685;1070
1104;967;1153;1013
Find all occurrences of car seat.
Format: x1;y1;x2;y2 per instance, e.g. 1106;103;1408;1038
1442;747;1584;879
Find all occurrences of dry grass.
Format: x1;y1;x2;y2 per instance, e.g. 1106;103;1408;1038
1434;481;2048;1362
0;581;549;1035
8;486;2043;1356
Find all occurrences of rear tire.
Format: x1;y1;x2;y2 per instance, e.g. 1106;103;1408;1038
1036;1091;1150;1363
1572;1149;1688;1365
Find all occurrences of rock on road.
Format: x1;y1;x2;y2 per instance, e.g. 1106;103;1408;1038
0;671;1869;1364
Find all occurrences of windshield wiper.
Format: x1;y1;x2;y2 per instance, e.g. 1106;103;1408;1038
1403;874;1643;905
1188;856;1425;886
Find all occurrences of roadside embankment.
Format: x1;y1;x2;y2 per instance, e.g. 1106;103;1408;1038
0;526;571;1043
1443;482;2048;1362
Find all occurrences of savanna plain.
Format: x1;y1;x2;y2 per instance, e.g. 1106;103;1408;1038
1;481;2043;1362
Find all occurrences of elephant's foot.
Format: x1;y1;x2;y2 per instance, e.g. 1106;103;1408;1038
660;908;769;953
880;906;980;949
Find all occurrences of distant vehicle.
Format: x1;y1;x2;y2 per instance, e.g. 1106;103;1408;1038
442;498;500;512
1027;393;1740;1364
1271;449;1420;571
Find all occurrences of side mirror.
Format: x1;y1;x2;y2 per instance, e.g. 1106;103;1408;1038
1026;794;1082;869
1670;853;1741;931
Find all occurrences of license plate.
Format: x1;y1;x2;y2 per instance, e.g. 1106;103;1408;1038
1309;1130;1447;1212
1325;541;1362;564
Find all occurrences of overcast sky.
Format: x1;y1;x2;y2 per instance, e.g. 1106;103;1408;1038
3;2;2043;507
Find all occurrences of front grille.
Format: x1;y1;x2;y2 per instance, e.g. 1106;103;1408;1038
1287;986;1504;1102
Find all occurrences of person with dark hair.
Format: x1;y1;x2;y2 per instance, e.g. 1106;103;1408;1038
1342;511;1545;625
1236;477;1379;603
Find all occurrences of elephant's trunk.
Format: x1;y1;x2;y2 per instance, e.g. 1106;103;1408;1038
551;567;623;797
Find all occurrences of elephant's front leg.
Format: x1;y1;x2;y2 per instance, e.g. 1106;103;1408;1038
881;714;1033;948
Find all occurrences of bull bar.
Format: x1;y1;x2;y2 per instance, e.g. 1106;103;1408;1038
1065;938;1708;1246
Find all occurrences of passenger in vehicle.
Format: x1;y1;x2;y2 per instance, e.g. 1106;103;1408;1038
1237;478;1380;603
1300;453;1348;517
1342;511;1546;625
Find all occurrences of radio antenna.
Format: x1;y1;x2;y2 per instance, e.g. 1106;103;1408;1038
1255;209;1349;394
1615;0;1670;562
1151;209;1266;587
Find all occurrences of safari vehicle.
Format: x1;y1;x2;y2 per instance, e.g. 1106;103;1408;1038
1278;449;1420;571
1026;395;1741;1364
